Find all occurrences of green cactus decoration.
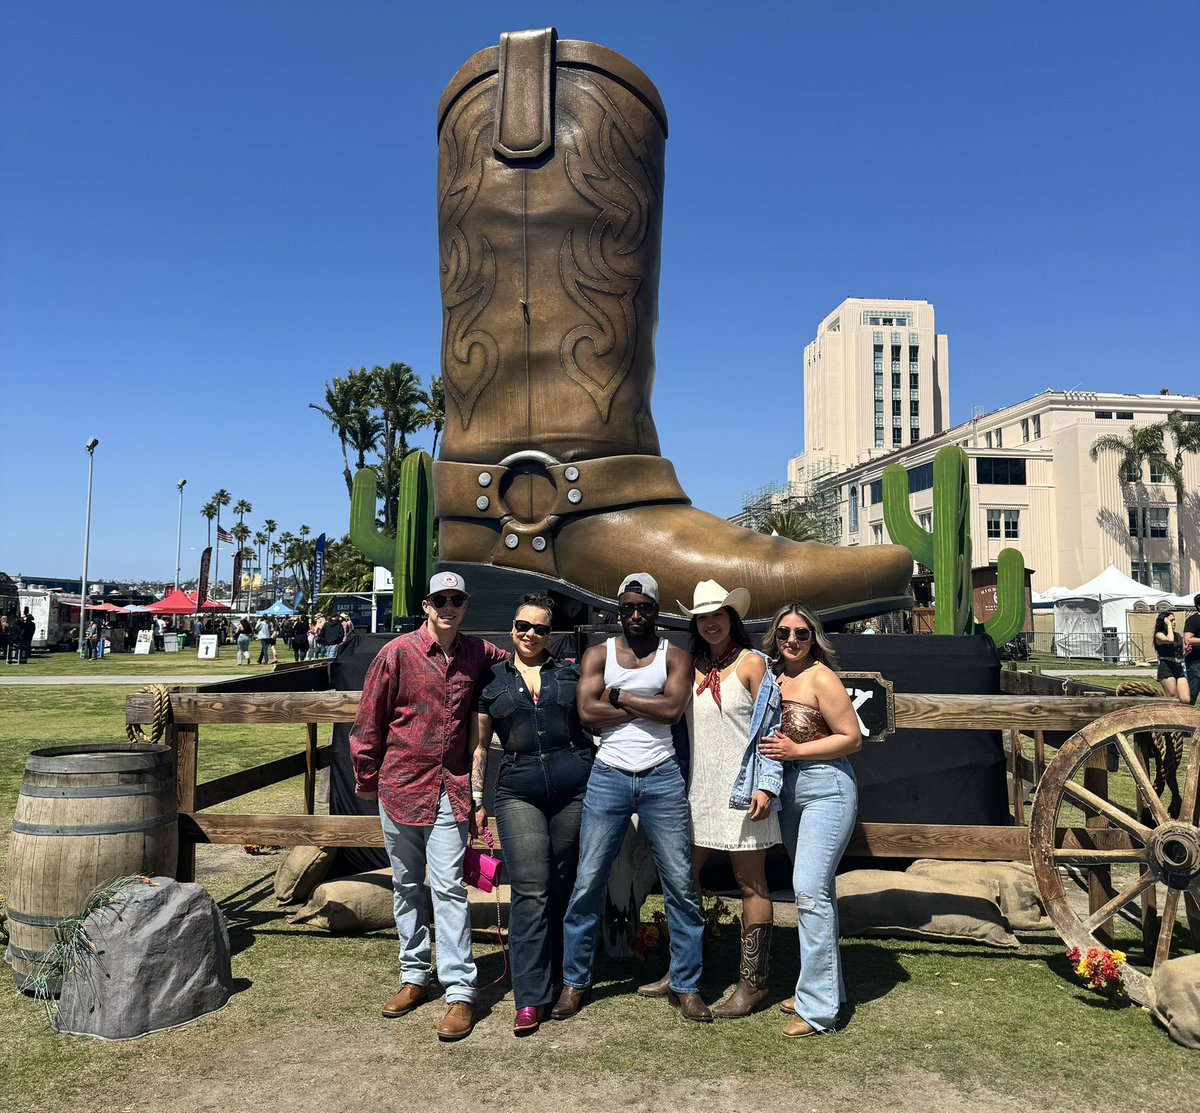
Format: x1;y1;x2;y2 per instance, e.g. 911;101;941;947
349;450;434;620
882;445;1026;646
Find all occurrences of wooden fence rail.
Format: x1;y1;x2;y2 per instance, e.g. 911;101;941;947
126;688;1176;884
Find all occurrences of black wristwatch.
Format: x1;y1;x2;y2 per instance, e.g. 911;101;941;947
608;687;622;708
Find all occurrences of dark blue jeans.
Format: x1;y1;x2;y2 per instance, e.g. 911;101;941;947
493;746;592;1010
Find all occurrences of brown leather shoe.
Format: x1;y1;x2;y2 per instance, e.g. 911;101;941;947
549;986;591;1020
436;1001;475;1041
636;972;672;999
779;996;796;1015
783;1015;818;1039
668;990;713;1023
381;984;429;1019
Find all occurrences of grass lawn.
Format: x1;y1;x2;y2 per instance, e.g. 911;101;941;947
7;648;260;678
1;684;1196;1112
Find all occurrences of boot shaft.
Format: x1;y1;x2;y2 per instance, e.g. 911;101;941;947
437;29;668;465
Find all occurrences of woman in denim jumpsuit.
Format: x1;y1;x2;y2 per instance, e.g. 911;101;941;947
759;602;862;1037
473;594;592;1036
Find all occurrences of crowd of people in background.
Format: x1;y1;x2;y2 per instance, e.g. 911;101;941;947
0;609;36;663
229;612;354;665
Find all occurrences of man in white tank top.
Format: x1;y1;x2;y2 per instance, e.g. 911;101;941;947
551;573;712;1023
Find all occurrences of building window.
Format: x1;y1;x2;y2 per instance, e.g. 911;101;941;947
910;400;920;417
910;372;919;390
849;487;859;533
875;429;884;447
891;332;901;344
869;480;883;504
977;457;1027;485
1004;510;1019;539
892;399;902;416
1116;411;1133;420
826;317;840;333
986;509;1001;540
872;524;883;545
1129;507;1169;538
986;510;1018;540
873;344;883;372
995;427;1003;448
892;427;902;446
907;462;933;493
892;372;901;390
985;431;993;448
873;331;883;343
910;426;920;443
1132;561;1173;591
1095;411;1113;419
1032;415;1041;438
909;331;919;344
1149;462;1167;483
918;512;932;531
1021;419;1030;443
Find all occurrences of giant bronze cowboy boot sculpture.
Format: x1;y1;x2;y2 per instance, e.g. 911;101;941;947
434;29;912;622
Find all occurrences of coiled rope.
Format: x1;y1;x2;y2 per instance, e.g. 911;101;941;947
126;683;172;744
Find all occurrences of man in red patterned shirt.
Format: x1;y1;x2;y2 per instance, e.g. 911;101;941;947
351;571;507;1041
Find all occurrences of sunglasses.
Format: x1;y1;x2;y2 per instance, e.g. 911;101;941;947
427;593;467;609
513;619;551;636
618;601;658;617
775;627;813;644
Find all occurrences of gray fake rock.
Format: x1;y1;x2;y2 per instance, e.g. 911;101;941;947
55;876;233;1040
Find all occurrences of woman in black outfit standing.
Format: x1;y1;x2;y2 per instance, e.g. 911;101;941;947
471;594;592;1036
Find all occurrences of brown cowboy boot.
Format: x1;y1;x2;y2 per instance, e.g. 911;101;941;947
711;922;772;1019
433;29;913;623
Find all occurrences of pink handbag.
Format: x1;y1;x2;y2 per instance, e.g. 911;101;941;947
463;827;502;893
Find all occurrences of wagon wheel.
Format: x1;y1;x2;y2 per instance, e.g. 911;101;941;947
1029;704;1200;1006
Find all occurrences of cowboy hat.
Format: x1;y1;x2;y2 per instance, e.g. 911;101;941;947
678;579;751;619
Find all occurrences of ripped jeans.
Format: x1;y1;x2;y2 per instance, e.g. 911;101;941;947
778;758;857;1032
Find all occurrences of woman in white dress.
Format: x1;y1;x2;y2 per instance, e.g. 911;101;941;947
639;579;783;1017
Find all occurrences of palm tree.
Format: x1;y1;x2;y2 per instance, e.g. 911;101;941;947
233;499;252;530
208;489;232;601
346;409;383;473
755;508;825;543
263;519;278;587
1162;410;1200;593
200;499;218;547
231;523;252;605
1090;425;1171;587
427;375;445;458
310;376;361;496
372;362;429;464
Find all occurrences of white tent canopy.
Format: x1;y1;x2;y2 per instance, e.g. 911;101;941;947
1046;564;1177;660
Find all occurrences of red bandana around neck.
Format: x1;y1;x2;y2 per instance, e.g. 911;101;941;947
695;643;743;711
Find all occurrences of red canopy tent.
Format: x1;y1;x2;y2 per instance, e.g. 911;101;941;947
145;590;230;614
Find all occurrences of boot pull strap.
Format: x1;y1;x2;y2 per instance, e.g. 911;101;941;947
494;28;555;161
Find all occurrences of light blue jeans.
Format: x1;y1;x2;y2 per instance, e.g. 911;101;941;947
379;791;476;1003
236;633;250;664
779;758;857;1032
561;757;705;995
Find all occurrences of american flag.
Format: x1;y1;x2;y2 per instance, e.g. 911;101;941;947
216;525;234;544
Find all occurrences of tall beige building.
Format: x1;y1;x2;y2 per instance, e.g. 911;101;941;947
795;298;949;492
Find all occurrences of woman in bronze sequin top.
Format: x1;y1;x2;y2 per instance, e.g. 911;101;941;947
758;602;861;1038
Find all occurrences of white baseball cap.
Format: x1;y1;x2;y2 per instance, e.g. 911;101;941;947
427;571;470;597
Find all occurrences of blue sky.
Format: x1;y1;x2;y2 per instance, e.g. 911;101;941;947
2;1;1196;583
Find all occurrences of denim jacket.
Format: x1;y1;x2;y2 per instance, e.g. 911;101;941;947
727;651;784;811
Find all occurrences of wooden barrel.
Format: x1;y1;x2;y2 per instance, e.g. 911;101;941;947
7;744;178;990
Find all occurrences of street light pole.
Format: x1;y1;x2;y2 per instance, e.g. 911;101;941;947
174;479;187;592
77;438;99;658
